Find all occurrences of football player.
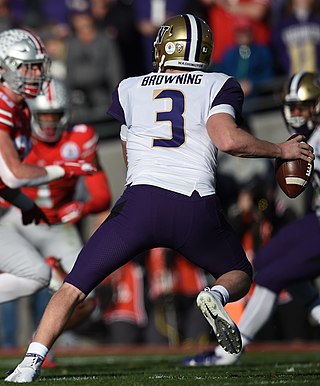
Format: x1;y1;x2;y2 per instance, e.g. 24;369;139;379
0;29;96;304
182;71;320;366
0;76;111;303
5;15;313;383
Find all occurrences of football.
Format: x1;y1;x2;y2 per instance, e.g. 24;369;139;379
275;157;313;198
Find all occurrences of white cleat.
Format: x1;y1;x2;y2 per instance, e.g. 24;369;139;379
197;288;242;354
5;354;43;383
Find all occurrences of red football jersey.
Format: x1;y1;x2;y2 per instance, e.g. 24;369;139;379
22;124;98;223
0;88;32;190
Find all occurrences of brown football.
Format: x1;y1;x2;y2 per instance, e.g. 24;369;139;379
275;157;313;198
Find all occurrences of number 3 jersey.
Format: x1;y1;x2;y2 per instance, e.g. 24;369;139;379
107;71;244;197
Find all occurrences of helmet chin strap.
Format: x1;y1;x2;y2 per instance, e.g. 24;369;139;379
158;55;165;73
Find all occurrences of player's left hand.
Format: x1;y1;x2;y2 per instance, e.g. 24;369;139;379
58;201;85;224
21;203;49;225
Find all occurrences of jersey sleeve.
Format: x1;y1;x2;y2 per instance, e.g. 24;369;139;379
107;86;126;124
0;102;14;134
209;77;244;126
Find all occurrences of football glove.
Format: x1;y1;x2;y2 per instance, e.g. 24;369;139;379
58;161;97;178
21;203;49;225
58;201;85;224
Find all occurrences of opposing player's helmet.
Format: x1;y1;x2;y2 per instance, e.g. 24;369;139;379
153;14;213;73
0;29;51;97
283;71;320;138
27;78;70;143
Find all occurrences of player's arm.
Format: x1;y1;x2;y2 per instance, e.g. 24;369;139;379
58;156;112;224
120;124;128;166
0;187;49;225
0;131;96;189
206;112;314;162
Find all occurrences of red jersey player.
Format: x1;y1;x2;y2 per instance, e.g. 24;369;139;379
0;28;96;304
0;77;111;304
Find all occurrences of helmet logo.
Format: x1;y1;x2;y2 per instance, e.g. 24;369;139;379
176;43;183;53
155;25;170;45
165;42;175;55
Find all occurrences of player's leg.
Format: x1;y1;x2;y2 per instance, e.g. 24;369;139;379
183;212;320;366
178;194;252;355
5;186;155;382
5;282;84;383
0;225;50;303
30;222;97;328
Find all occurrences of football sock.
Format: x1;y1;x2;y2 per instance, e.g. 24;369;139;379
211;285;229;306
27;342;48;359
238;285;277;342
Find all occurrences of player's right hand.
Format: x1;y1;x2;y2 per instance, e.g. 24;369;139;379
21;203;49;225
59;161;97;178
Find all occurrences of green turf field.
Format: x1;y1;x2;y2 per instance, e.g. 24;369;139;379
0;351;320;385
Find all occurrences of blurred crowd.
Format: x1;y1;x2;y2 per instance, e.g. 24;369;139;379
0;0;318;124
1;0;320;349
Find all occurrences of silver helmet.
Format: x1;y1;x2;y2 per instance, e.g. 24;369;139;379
283;71;320;138
153;14;213;73
0;29;51;97
27;78;70;143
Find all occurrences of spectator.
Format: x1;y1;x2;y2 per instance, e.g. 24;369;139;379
132;0;190;72
0;0;11;32
38;24;68;81
200;0;271;66
66;10;123;123
90;0;144;77
271;0;320;75
8;0;71;29
214;17;273;100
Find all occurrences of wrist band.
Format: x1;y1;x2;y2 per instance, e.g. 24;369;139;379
8;191;34;211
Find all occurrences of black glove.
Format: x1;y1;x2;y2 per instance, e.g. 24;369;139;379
21;203;49;225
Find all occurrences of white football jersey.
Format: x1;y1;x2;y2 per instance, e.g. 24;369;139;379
108;71;244;196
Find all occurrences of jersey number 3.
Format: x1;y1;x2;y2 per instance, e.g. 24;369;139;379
153;89;185;148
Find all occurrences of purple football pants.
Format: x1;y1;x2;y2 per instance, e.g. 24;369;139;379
254;212;320;293
65;185;252;295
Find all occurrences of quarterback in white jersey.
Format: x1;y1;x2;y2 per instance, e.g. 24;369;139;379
118;71;238;197
6;14;314;383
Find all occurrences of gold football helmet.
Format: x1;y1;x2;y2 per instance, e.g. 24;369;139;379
153;14;213;73
283;71;320;138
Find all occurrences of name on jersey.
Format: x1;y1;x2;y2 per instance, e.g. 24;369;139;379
141;73;203;87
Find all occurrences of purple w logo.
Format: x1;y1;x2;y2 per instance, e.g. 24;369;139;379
154;25;170;45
